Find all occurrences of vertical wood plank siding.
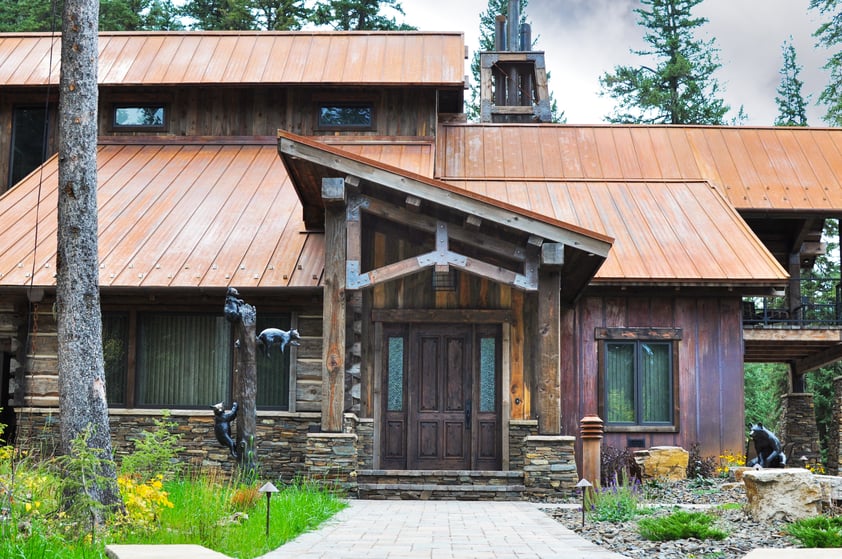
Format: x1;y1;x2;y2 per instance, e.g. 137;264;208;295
1;86;436;191
562;295;745;462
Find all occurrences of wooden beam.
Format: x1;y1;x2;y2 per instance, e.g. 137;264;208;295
541;243;564;267
278;137;613;258
321;183;346;433
363;196;530;263
371;308;514;323
536;269;561;434
322;177;346;205
793;342;842;375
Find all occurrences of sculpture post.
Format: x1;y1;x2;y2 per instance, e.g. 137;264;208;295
224;287;258;478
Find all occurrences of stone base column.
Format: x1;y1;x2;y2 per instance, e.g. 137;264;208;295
305;432;358;493
522;435;577;499
830;376;842;476
508;419;538;471
779;393;821;464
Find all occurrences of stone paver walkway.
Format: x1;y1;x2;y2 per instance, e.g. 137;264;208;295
260;500;626;559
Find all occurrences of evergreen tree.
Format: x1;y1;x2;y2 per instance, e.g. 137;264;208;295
181;0;255;30
252;0;310;30
774;37;809;126
466;0;564;122
312;0;415;31
810;0;842;125
0;0;182;31
599;0;728;124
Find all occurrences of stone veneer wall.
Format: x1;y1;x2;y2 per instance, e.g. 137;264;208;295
345;414;374;470
305;432;358;493
830;376;842;476
508;419;539;470
779;393;821;463
522;435;578;498
15;409;321;481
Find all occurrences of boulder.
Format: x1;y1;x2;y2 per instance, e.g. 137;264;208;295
633;446;688;481
742;468;823;522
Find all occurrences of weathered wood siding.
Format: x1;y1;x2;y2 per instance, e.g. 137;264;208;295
0;90;59;192
561;295;745;460
1;85;437;191
19;293;324;413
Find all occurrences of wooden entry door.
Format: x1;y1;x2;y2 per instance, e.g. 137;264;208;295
381;323;501;470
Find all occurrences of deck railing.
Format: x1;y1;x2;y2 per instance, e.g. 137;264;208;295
743;277;842;327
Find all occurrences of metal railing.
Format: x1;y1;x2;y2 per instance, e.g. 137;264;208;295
743;277;842;327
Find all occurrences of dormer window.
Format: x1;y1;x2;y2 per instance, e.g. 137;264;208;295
317;103;374;130
112;105;166;130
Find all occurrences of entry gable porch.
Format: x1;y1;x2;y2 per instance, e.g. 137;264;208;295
277;130;613;437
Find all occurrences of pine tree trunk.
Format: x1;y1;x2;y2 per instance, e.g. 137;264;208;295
57;0;122;519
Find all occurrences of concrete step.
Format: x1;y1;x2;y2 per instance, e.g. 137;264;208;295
105;544;230;559
356;469;525;500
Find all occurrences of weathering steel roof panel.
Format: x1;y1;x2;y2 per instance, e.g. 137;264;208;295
444;179;786;284
0;138;436;289
437;124;842;212
0;31;466;86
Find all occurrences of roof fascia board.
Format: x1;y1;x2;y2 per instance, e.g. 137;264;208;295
278;135;612;258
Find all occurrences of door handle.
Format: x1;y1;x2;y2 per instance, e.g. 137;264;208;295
465;399;472;430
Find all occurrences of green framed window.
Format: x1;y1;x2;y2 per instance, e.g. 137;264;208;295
103;310;291;410
597;328;680;430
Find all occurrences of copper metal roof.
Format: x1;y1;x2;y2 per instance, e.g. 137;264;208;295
0;137;434;289
0;31;466;86
444;179;787;285
437;124;842;212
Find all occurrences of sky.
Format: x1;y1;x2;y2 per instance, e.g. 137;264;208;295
397;0;831;126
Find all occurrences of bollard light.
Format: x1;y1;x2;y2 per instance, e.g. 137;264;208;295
258;481;280;537
575;478;593;527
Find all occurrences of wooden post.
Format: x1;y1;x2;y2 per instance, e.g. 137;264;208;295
225;287;257;474
322;178;347;432
580;415;604;485
537;268;561;434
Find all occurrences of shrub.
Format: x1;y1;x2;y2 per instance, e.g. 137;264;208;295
637;510;728;541
686;442;718;479
120;411;184;481
786;515;842;548
600;445;642;487
586;470;644;523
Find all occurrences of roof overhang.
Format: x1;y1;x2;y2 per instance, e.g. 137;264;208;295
278;130;613;302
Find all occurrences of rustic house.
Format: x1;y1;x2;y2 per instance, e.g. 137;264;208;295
0;26;841;497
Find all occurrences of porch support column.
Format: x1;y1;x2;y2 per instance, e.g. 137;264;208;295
537;243;563;434
322;177;347;432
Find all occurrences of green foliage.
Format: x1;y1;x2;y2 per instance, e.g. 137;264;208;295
56;425;122;536
119;411;185;481
744;363;787;433
600;445;642;487
312;0;415;30
686;442;717;479
0;0;183;31
637;509;727;541
810;0;842;125
585;470;644;523
599;0;729;124
774;37;809;126
786;515;842;548
2;439;345;559
806;365;838;465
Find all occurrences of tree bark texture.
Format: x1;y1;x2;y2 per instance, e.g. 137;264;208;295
57;0;121;513
234;303;257;473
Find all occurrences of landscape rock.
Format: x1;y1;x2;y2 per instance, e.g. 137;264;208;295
742;468;823;522
634;446;689;480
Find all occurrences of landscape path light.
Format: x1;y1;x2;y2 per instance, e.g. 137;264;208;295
575;478;593;527
258;481;280;536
